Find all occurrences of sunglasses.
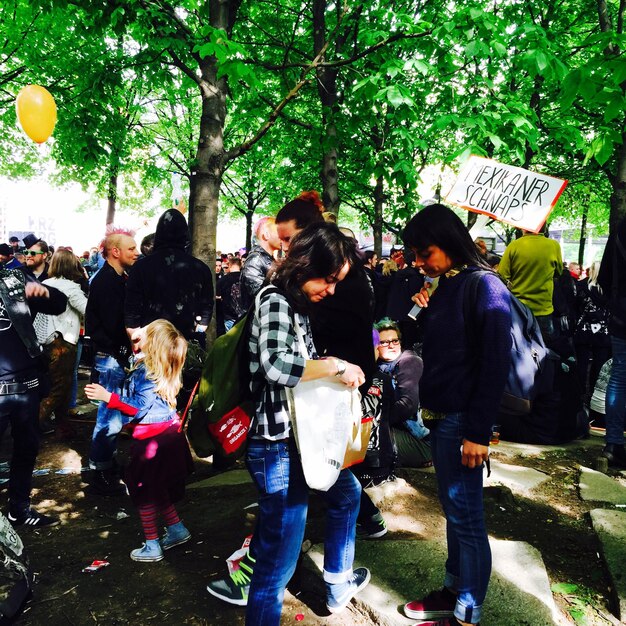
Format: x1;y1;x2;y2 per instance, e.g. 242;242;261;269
24;250;45;256
379;338;400;347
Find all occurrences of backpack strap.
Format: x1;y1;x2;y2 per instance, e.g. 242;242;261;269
461;269;488;352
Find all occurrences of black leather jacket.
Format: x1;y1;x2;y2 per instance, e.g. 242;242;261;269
0;268;67;359
240;245;274;310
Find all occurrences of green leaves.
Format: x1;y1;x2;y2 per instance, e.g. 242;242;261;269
379;85;415;108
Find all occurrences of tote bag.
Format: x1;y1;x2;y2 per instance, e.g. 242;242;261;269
286;316;363;491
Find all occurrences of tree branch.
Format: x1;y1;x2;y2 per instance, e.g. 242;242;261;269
257;93;314;129
244;29;432;70
225;3;350;162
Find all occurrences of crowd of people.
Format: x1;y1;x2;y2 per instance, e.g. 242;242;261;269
1;195;625;626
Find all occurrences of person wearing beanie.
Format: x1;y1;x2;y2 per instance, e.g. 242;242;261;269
0;243;22;269
9;237;21;254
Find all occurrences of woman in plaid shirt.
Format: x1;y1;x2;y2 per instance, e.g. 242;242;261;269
245;222;370;625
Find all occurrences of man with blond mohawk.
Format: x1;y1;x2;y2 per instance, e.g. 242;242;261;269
85;228;139;496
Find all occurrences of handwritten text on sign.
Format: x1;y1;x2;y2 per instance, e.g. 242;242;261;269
446;156;567;233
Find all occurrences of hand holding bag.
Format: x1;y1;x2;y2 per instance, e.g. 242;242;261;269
286;316;363;491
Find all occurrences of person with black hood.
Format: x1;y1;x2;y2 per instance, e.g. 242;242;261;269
124;209;214;342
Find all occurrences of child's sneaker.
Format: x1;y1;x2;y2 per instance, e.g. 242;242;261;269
404;587;456;620
326;567;371;614
161;522;191;550
130;539;164;562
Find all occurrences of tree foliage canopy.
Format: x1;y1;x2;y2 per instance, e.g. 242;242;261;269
1;0;623;252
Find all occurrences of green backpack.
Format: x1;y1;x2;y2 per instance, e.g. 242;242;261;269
187;285;275;460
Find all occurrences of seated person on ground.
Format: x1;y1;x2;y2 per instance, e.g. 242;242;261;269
375;318;431;468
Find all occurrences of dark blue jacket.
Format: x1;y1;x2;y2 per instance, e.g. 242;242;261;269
420;267;512;445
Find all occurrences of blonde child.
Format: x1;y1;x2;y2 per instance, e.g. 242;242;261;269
85;319;194;562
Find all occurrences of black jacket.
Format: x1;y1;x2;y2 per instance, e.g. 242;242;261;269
0;267;67;376
240;245;274;310
386;266;425;322
310;265;376;391
124;209;213;339
598;218;626;339
86;262;131;359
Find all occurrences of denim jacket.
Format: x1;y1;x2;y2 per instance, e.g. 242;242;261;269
118;362;177;425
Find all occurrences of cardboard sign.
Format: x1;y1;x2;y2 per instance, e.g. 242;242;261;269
446;156;567;233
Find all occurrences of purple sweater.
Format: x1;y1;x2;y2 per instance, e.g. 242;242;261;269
420;267;512;445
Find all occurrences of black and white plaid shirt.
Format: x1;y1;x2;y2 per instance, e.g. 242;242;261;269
248;288;316;440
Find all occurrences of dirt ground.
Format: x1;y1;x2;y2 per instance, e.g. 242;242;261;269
0;370;622;626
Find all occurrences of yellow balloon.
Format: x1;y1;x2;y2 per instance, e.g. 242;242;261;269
15;85;57;144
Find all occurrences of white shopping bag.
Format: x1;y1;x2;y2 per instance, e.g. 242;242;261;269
287;316;362;491
287;379;361;491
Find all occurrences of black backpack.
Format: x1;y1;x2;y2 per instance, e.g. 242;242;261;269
463;270;552;415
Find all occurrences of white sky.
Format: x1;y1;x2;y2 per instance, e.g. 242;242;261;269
0;176;246;253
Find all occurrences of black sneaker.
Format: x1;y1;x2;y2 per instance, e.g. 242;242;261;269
207;553;254;606
356;512;387;539
207;569;250;606
602;444;626;469
8;508;59;528
39;418;55;436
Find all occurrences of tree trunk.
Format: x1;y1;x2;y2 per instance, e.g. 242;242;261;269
373;174;384;257
188;1;236;343
609;129;626;232
106;168;118;225
191;63;225;267
578;198;588;267
246;191;254;252
313;0;340;214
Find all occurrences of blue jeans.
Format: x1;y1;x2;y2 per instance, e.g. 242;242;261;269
245;438;361;626
88;354;126;470
0;387;40;514
431;413;491;625
606;336;626;445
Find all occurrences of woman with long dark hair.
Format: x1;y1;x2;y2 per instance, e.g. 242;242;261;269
401;204;512;626
243;222;369;625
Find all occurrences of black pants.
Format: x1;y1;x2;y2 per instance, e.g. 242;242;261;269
0;387;40;514
358;490;379;522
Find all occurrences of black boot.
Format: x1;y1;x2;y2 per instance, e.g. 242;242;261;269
602;444;626;469
89;469;125;496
